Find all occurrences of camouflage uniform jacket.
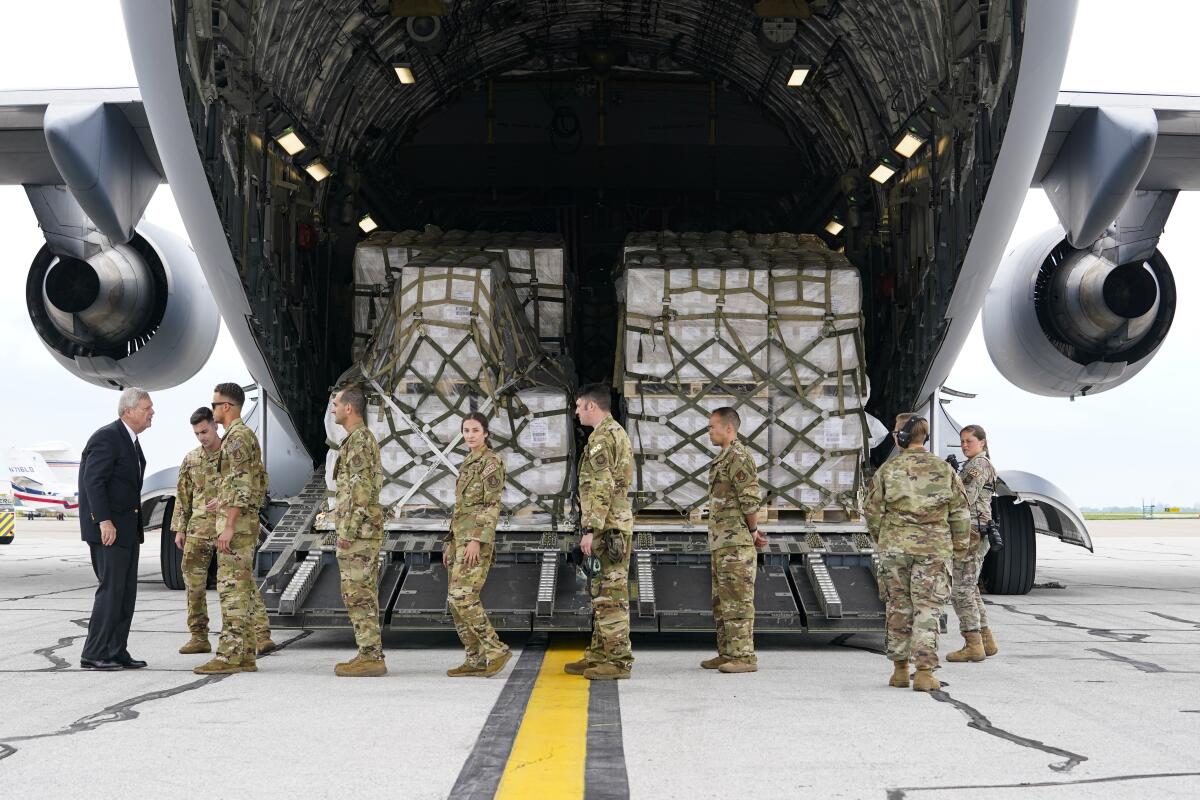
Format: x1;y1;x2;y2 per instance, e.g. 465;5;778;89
961;454;997;531
450;446;504;545
579;415;634;533
865;448;970;560
171;445;221;536
218;417;267;514
707;439;762;550
334;424;385;541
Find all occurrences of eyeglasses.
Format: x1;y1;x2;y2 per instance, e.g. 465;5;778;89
211;401;232;409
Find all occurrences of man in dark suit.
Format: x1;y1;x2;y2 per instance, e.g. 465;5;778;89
79;387;154;670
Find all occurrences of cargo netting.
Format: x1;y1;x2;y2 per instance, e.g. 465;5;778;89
619;231;887;516
331;240;574;523
352;227;571;360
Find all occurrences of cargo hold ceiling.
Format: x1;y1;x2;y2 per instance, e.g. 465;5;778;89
242;0;953;190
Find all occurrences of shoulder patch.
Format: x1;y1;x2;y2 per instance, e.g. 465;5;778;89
482;458;499;478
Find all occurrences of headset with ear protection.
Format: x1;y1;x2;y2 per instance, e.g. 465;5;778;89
895;415;926;448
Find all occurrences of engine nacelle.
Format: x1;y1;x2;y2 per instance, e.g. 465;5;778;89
25;221;220;390
983;227;1176;397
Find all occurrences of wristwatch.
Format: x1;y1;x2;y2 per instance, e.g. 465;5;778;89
748;527;759;535
581;526;595;536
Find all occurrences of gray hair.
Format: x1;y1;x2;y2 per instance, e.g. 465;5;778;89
118;387;150;417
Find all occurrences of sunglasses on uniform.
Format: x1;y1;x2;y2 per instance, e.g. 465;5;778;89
211;401;233;409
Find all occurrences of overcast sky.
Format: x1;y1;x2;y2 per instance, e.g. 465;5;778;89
1;1;1197;508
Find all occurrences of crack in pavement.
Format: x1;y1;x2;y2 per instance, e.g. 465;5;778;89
30;636;86;671
0;630;312;761
927;689;1087;774
0;674;231;761
885;769;1200;797
0;585;96;603
995;604;1151;642
1148;611;1200;628
1085;648;1200;675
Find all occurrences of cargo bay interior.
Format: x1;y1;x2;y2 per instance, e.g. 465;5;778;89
177;0;1022;458
171;0;1027;632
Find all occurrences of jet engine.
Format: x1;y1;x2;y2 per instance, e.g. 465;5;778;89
983;227;1176;397
25;221;220;390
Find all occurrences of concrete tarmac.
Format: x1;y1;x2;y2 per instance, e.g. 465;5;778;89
1;519;1198;799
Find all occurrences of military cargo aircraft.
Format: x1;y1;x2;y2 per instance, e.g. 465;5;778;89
0;0;1194;633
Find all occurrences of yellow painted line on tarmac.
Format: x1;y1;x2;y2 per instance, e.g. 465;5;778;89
494;641;589;799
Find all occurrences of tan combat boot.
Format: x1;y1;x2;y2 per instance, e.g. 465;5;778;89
564;658;597;675
912;668;940;692
717;660;758;674
447;662;487;677
981;627;999;657
889;660;910;688
336;656;387;677
946;631;987;662
179;635;212;655
700;655;730;670
583;663;630;680
481;650;512;677
193;657;255;675
256;637;278;656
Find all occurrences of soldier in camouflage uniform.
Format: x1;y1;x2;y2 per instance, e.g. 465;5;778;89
565;384;635;681
173;407;223;655
443;412;511;678
702;407;766;674
947;424;999;662
865;413;970;692
331;385;388;677
195;383;273;675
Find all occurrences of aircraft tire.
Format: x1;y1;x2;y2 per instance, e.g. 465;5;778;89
981;497;1035;595
160;498;185;590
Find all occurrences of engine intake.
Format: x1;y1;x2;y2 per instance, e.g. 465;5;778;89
26;222;220;390
984;227;1176;397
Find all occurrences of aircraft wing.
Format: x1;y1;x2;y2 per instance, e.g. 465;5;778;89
1035;91;1200;191
0;87;161;185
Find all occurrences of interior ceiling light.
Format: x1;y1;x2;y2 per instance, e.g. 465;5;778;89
358;214;379;234
869;159;898;184
893;131;926;158
393;63;415;84
304;159;332;182
787;65;811;87
274;128;306;156
824;218;845;236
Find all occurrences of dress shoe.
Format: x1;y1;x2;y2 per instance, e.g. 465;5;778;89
116;655;148;669
80;658;122;671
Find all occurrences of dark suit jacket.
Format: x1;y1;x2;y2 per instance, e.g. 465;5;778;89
79;420;146;547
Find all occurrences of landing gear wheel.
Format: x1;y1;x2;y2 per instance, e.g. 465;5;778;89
981;497;1035;595
160;498;185;590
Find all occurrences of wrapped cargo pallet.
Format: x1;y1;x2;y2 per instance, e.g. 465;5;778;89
333;247;573;523
351;227;571;360
620;231;879;517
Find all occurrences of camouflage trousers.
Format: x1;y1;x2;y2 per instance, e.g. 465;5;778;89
214;530;261;665
877;552;952;670
337;535;384;660
183;529;270;641
584;529;634;672
951;536;991;633
446;539;508;667
711;545;757;663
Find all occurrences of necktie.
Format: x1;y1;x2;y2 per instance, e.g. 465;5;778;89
134;438;145;476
